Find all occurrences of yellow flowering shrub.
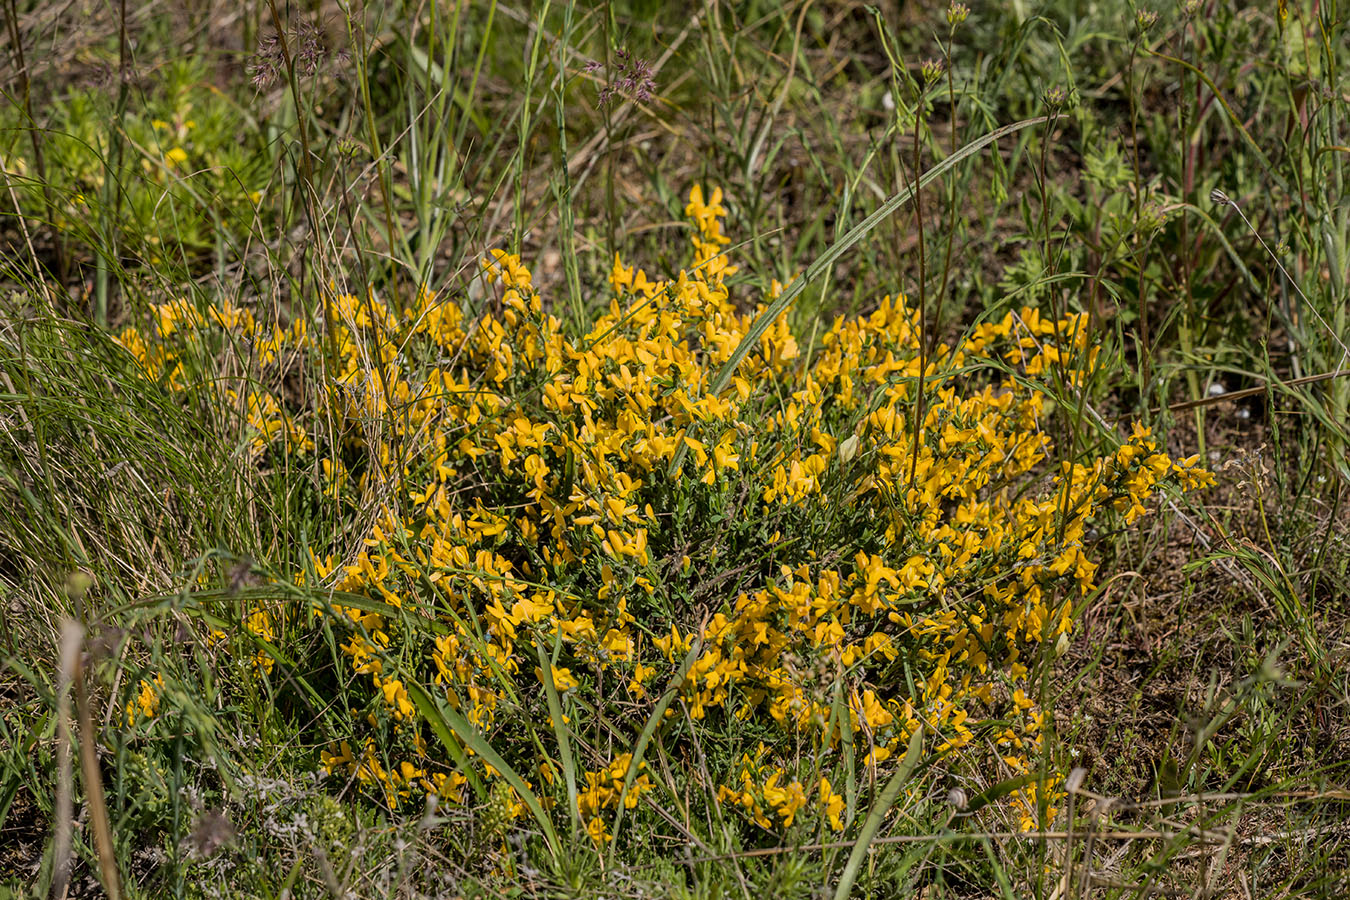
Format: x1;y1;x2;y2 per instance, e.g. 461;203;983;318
114;186;1212;839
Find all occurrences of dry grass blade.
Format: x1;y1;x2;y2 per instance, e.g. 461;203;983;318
74;647;121;899
51;620;82;900
1121;368;1350;421
49;615;121;898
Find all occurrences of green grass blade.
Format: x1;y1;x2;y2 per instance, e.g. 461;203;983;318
832;725;925;900
533;637;580;839
402;674;562;861
833;683;858;831
964;772;1039;815
606;635;704;865
403;678;486;802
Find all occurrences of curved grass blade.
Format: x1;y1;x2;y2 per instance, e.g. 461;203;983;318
187;608;329;714
668;116;1049;479
1176;203;1261;295
533;638;580;839
832;725;925;900
110;585;450;637
403;679;486;802
964;772;1038;815
403;676;562;862
606;635;704;865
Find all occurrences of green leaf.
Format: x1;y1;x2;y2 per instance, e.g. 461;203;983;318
833;725;925;900
607;634;704;864
964;772;1038;815
403;676;563;861
533;638;580;839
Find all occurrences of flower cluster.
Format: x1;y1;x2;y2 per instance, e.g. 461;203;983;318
126;674;165;726
718;747;846;832
578;754;654;843
113;186;1211;841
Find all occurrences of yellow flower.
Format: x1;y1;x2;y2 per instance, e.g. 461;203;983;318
535;664;578;693
378;678;416;720
126;674;164;725
114;177;1213;825
819;777;845;831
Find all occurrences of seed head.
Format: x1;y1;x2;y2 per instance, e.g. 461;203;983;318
1209;188;1230;207
248;20;346;90
946;3;970;26
921;58;946;87
591;48;657;106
